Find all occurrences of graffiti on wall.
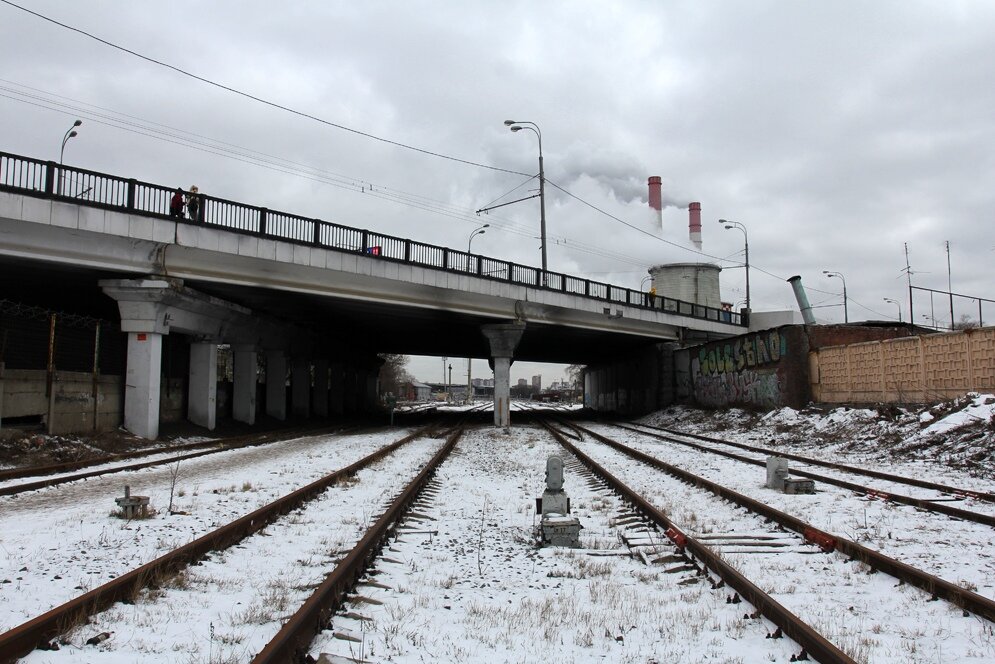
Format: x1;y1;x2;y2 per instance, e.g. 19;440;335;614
691;330;789;408
694;370;783;409
694;330;788;377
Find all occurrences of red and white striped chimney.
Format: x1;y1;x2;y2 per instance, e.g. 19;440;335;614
689;201;702;250
648;176;662;228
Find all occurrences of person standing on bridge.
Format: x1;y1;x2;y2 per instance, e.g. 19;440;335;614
186;185;200;221
647;285;657;307
169;188;185;218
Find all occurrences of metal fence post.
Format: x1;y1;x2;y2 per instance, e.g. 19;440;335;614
45;161;56;196
312;218;320;245
259;208;268;236
362;230;369;253
126;179;136;210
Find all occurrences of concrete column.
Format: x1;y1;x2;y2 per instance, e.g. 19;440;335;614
233;345;257;425
312;358;329;417
481;322;525;428
188;341;217;430
343;365;358;413
329;361;344;416
266;350;287;420
292;357;311;418
124;331;163;439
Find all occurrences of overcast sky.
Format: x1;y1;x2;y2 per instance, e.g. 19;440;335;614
2;1;993;384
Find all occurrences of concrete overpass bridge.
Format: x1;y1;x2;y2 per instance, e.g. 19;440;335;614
0;150;744;437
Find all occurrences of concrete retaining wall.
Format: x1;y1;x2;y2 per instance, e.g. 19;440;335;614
811;326;995;404
0;369;123;434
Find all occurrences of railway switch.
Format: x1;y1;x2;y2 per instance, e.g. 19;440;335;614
114;485;150;519
766;457;815;494
538;456;582;547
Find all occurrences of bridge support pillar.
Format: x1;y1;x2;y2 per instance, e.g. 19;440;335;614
329;361;344;416
233;345;257;425
312;358;329;417
482;322;525;427
343;365;358;413
125;331;163;439
292;357;310;418
266;350;287;420
188;341;217;430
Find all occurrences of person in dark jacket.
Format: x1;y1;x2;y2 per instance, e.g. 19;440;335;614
186;185;200;221
169;188;184;218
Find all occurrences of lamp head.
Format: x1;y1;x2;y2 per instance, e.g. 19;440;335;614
68;131;78;139
823;270;831;275
482;223;490;228
503;120;516;126
724;225;733;230
73;119;82;127
510;125;522;132
718;219;729;224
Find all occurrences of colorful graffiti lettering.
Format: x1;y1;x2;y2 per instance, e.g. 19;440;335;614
694;330;787;377
694;370;783;409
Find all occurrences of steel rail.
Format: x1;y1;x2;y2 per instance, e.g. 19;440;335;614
612;423;995;528
571;421;995;624
635;422;995;504
251;426;463;663
540;421;854;664
0;425;348;497
0;426;434;664
0;424;345;485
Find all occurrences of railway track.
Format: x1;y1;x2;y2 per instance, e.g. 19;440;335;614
0;425;451;662
612;421;995;528
0;424;350;497
549;419;995;662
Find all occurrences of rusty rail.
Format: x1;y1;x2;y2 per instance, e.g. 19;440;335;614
540;421;855;664
637;422;995;504
251;426;463;663
0;425;346;496
613;423;995;528
572;421;995;624
0;427;433;664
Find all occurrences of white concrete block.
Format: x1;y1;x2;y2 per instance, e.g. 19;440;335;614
22;197;52;224
258;238;277;260
106;211;129;236
324;251;343;270
341;254;358;272
308;248;327;268
152;219;176;243
275;242;294;263
218;231;239;255
292;244;310;265
78;206;106;234
129;215;154;240
0;192;24;220
237;234;259;257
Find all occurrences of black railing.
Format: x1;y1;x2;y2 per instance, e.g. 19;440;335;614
0;150;744;326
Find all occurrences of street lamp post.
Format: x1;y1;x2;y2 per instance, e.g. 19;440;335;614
718;219;750;316
468;224;488;253
58;119;83;196
504;120;547;276
823;270;848;323
883;297;902;322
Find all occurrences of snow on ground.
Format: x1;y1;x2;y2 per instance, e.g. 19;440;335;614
0;428;417;631
313;425;799;664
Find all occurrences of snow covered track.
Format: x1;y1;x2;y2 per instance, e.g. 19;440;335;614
0;425;345;497
252;426;463;664
564;420;995;661
632;422;995;504
615;422;995;528
541;420;854;664
0;426;439;663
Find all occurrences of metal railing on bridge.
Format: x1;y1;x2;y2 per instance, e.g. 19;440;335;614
0;150;744;327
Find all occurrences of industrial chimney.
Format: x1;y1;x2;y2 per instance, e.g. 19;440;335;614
648;176;662;228
689;202;702;251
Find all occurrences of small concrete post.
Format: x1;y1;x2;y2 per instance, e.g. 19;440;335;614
766;457;789;491
188;341;217;430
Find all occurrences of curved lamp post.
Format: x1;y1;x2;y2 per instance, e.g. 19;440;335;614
468;224;488;253
718;219;750;315
883;297;902;322
504;120;547;275
58;119;83;195
823;270;848;323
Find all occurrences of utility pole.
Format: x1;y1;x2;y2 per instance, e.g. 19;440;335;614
905;243;914;324
946;240;954;330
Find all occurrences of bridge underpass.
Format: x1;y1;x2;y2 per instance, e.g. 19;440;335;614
0;152;744;438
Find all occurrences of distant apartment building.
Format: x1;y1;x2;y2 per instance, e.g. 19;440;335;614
517;378;528;387
531;375;542;391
